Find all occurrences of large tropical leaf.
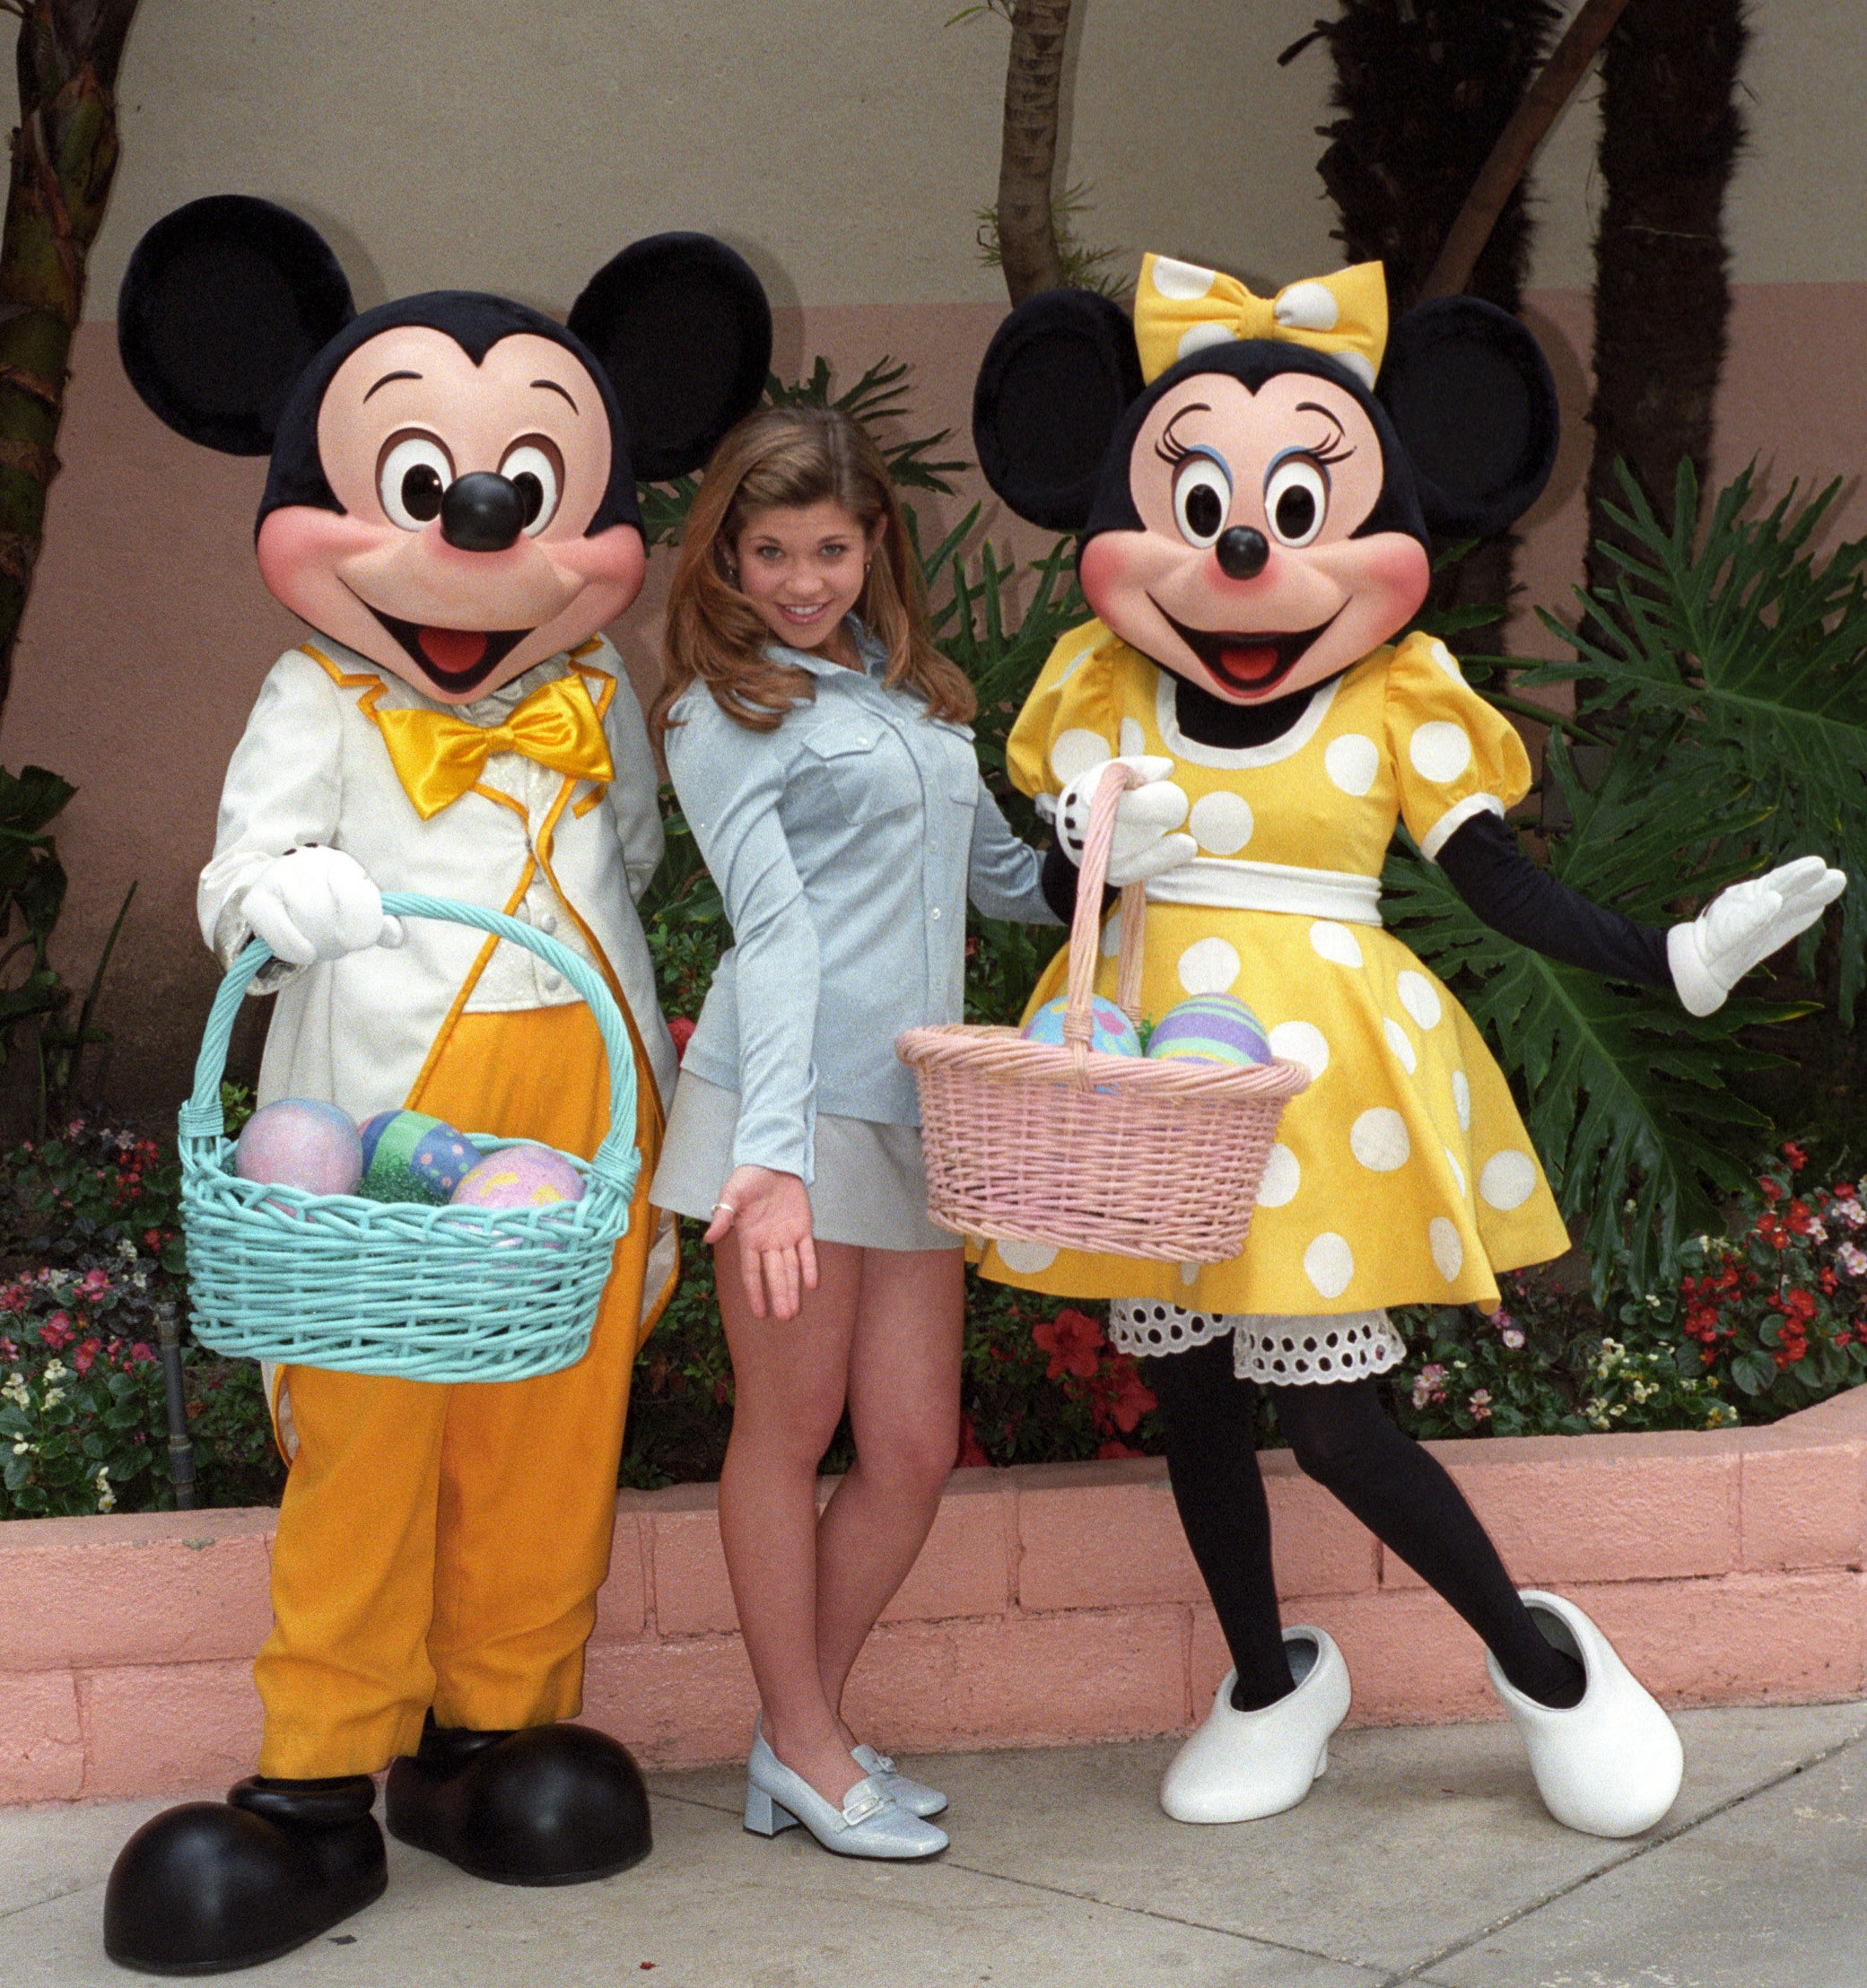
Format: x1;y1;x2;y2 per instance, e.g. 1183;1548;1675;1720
1521;459;1867;1019
1385;731;1796;1299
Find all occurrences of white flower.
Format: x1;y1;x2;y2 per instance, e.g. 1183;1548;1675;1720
1501;1326;1525;1350
11;1438;31;1455
1;1372;29;1408
40;1386;65;1409
93;1466;116;1513
116;1237;137;1260
131;1272;148;1291
41;1359;67;1383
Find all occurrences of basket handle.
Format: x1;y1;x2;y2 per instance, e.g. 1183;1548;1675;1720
1060;762;1148;1086
179;891;641;1188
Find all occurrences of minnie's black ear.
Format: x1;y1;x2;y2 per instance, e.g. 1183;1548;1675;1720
973;290;1143;531
568;234;772;483
117;196;354;456
1377;298;1559;536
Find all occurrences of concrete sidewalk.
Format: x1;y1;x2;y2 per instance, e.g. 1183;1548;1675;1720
6;1701;1865;1987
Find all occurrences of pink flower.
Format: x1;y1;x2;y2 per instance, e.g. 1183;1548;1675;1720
1469;1389;1493;1422
73;1338;102;1376
1412;1363;1447;1409
78;1268;110;1297
1838;1242;1867;1277
39;1312;74;1351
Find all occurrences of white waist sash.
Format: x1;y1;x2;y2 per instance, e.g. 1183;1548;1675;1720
1144;856;1383;925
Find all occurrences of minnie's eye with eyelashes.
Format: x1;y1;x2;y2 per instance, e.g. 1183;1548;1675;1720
1173;454;1232;548
1265;457;1329;547
378;433;452;529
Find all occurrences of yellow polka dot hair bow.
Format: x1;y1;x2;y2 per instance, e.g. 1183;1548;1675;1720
1133;254;1389;391
373;672;615;820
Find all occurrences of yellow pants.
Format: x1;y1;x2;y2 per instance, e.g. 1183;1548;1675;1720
255;1003;664;1779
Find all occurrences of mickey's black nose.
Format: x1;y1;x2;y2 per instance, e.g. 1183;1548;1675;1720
1216;526;1269;580
441;473;525;553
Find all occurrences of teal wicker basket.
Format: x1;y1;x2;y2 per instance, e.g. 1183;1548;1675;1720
178;892;641;1383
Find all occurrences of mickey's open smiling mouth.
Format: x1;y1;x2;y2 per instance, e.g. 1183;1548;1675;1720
362;603;535;693
1156;604;1342;696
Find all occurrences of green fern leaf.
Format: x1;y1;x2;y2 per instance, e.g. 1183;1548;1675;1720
1522;459;1867;1018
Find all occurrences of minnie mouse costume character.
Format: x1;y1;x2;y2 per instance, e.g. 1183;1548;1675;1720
100;196;772;1974
973;255;1845;1838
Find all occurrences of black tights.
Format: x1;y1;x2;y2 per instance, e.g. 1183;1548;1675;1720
1145;1338;1584;1711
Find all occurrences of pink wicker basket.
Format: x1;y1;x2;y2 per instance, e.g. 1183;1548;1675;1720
897;762;1310;1263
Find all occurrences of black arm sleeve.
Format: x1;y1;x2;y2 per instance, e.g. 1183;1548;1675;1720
1040;838;1120;927
1435;810;1673;989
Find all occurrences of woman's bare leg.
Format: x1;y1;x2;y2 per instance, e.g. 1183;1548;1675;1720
814;1246;965;1731
714;1232;867;1804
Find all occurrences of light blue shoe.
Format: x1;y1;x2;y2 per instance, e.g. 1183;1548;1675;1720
744;1733;947;1860
851;1743;947;1819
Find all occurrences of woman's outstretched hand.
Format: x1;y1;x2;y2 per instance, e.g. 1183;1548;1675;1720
704;1164;819;1321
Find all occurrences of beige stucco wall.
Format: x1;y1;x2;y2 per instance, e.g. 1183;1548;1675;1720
4;0;1867;1117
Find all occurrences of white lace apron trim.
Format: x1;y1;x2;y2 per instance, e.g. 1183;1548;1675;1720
1109;1298;1408;1386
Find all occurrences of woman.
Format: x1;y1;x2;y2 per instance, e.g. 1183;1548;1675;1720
650;405;1058;1859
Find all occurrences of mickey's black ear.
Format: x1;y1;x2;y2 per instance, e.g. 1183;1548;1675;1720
117;196;354;456
1377;298;1559;536
569;234;772;483
973;290;1143;531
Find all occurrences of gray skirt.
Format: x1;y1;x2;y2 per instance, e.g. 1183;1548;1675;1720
650;1071;959;1252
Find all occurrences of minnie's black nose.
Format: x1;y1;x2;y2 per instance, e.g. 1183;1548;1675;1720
1216;526;1269;580
441;473;525;553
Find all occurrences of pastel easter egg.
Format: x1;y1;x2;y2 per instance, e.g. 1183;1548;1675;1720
1020;994;1143;1059
1146;993;1273;1068
357;1110;480;1205
450;1146;587;1214
235;1099;362;1197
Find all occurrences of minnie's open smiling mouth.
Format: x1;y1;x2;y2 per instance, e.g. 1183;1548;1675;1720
1155;603;1343;697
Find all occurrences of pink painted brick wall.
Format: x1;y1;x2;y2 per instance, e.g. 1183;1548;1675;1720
4;1395;1865;1803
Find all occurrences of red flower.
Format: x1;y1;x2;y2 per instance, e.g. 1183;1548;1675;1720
143;1229;162;1251
1033;1307;1104;1382
1095;1439;1146;1460
73;1337;102;1376
954;1413;990;1469
1096;1356;1157;1434
1784;1140;1809;1173
666;1016;695;1062
39;1313;74;1351
127;1342;155;1365
1759;1176;1784;1203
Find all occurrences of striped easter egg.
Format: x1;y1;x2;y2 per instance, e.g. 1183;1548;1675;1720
357;1110;480;1205
1145;993;1272;1068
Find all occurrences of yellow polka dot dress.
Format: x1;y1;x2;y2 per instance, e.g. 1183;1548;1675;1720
976;622;1571;1336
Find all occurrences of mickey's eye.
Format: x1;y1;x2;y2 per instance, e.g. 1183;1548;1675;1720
1264;457;1329;547
1172;452;1232;548
498;438;564;536
377;432;453;530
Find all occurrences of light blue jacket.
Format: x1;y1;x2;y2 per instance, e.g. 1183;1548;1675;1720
664;625;1057;1181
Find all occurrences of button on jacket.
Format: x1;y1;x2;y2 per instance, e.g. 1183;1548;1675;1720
665;627;1055;1181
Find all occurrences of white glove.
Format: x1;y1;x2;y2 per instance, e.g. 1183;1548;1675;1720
240;846;406;966
1668;856;1846;1016
1055;754;1198;888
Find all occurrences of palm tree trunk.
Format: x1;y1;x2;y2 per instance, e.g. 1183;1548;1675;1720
0;0;143;721
994;0;1071;304
1583;0;1746;600
1301;0;1560;639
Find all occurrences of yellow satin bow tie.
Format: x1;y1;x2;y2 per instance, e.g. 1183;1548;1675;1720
1133;253;1389;390
374;672;615;821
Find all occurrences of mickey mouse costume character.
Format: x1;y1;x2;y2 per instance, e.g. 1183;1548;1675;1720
972;255;1845;1837
100;196;772;1974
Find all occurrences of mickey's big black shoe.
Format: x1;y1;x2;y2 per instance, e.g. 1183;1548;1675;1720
103;1774;384;1975
385;1720;651;1884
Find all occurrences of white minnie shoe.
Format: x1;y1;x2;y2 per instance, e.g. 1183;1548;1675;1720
1160;1626;1351;1824
1487;1591;1683;1838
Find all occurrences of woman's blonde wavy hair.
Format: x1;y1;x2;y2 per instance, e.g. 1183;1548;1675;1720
652;404;975;746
